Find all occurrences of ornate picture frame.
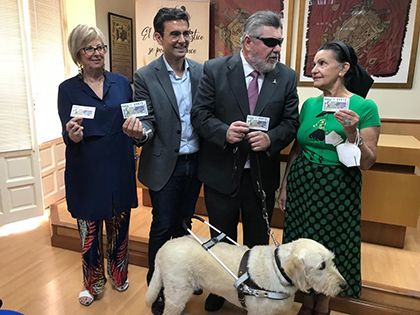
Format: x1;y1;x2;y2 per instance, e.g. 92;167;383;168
210;0;295;66
296;0;420;88
108;13;133;82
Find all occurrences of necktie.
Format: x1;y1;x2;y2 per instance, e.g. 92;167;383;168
247;70;259;114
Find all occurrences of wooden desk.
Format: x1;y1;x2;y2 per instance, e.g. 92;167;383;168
140;135;420;248
358;135;420;247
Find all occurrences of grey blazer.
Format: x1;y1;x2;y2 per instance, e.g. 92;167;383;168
191;52;299;195
134;55;203;191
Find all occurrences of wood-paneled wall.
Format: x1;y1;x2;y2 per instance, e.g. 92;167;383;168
381;119;420;140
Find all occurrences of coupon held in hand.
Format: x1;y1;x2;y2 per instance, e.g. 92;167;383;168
246;115;270;131
121;101;148;119
70;105;96;119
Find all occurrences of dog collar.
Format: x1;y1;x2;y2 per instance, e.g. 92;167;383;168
274;247;294;286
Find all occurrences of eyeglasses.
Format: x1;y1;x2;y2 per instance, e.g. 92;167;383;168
254;37;284;48
164;30;192;41
81;45;108;55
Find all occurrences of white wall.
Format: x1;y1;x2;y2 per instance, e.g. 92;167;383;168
95;0;136;73
64;0;97;77
65;0;96;33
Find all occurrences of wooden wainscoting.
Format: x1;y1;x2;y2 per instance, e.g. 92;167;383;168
39;138;66;208
380;119;420;141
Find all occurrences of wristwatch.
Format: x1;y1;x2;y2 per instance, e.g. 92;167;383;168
358;136;364;147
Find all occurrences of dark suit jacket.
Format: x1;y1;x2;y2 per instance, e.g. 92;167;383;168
57;72;138;220
134;56;203;191
191;53;299;196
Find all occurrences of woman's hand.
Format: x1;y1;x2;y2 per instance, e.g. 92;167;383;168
278;141;301;212
66;117;84;143
279;185;287;212
336;110;381;170
334;109;359;143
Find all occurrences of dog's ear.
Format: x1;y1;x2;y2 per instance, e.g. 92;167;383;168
301;252;325;272
284;254;310;292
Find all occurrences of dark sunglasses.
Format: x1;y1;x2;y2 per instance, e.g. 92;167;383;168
255;36;284;48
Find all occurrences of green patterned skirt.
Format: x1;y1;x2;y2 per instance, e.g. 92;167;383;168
282;154;362;298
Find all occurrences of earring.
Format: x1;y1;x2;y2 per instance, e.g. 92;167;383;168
77;63;83;79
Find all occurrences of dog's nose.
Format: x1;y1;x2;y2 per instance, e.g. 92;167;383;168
339;281;349;290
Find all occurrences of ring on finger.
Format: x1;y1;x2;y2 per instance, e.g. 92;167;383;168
344;118;351;126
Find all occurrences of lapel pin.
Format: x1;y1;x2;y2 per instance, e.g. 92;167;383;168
273;79;277;84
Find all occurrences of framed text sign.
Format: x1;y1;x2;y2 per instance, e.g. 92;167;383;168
108;13;134;82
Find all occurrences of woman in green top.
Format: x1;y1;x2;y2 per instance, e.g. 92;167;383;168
279;41;380;315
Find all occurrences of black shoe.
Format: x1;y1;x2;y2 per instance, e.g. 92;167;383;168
205;293;225;312
151;294;164;315
193;288;203;295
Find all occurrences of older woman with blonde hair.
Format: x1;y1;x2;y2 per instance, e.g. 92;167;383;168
58;24;138;306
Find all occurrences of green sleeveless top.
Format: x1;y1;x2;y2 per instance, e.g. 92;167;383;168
297;94;380;165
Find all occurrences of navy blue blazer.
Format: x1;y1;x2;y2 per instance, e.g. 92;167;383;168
58;71;138;220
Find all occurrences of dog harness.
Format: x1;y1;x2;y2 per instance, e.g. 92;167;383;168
234;247;293;308
184;216;291;309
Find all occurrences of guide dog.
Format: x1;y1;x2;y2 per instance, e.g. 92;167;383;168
146;236;347;315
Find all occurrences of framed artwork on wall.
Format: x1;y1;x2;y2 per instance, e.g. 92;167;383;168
296;0;420;88
108;12;133;82
209;0;295;66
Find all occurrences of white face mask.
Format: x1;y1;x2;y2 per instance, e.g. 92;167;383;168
336;129;361;167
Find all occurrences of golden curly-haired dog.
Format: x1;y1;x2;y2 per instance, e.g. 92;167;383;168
146;236;347;315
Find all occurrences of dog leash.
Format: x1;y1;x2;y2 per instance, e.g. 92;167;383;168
255;152;280;247
231;146;280;247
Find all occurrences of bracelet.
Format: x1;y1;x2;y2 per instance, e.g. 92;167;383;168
348;128;360;145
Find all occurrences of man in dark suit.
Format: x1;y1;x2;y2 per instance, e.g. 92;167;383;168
191;11;299;311
123;7;203;315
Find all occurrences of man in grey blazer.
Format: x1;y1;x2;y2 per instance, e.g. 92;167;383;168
123;7;202;314
191;11;299;311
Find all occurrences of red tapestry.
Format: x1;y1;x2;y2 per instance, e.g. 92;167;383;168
303;0;412;77
210;0;283;59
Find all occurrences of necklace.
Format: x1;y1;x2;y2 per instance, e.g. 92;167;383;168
84;75;104;86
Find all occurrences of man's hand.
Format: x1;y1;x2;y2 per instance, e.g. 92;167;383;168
226;121;249;144
245;131;271;151
123;117;145;139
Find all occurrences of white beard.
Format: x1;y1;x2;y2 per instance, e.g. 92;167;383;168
248;49;279;73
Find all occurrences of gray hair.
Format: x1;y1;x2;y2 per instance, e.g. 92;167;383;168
68;24;106;65
240;11;282;46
